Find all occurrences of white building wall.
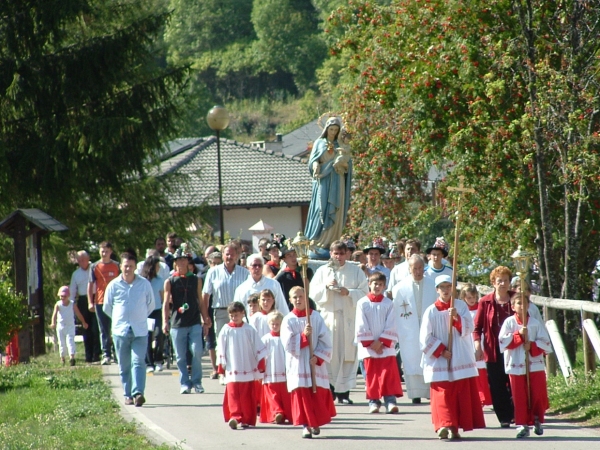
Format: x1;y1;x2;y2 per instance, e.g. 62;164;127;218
224;206;303;246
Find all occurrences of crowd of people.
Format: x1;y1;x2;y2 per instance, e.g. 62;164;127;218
51;231;552;440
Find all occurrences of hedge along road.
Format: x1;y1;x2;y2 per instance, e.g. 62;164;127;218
102;361;599;450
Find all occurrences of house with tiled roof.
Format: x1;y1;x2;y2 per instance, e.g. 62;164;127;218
158;136;312;243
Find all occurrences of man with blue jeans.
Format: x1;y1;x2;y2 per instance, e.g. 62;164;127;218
163;245;211;394
104;253;154;406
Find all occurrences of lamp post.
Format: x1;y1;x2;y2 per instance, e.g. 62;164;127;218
206;105;230;245
511;245;532;409
291;231;317;392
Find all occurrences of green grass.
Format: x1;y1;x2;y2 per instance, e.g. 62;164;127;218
546;338;600;427
0;350;170;449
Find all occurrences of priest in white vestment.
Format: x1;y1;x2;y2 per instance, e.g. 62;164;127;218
392;254;437;403
310;240;368;404
387;238;422;298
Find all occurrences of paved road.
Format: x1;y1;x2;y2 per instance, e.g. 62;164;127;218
102;360;598;450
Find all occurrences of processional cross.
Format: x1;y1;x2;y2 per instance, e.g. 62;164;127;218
446;176;475;364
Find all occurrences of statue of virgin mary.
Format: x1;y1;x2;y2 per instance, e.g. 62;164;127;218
304;116;353;259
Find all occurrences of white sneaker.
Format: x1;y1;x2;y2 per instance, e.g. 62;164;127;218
155;363;163;372
194;384;204;393
180;385;191;394
438;427;449;439
368;404;380;413
516;426;530;438
101;356;111;365
386;403;399;414
228;418;238;430
219;374;226;386
146;366;154;374
302;426;312;438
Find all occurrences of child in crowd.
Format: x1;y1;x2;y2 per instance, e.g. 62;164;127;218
499;292;552;438
249;289;277;338
50;286;88;366
280;287;336;438
355;272;402;413
420;275;485;440
247;293;261;317
260;311;293;424
218;301;267;429
460;284;492;407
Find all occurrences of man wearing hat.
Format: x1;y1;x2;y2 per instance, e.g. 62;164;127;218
363;237;391;285
420;274;485;440
163;244;210;394
425;237;453;281
392;254;437;403
311;240;368;404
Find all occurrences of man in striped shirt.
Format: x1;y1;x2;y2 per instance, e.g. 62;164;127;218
202;243;249;340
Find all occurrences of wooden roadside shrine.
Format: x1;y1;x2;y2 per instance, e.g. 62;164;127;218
0;209;68;362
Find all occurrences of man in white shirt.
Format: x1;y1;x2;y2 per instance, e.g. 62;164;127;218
311;240;368;404
387;238;421;298
392;254;437;403
69;250;100;363
233;254;289;315
104;253;154;407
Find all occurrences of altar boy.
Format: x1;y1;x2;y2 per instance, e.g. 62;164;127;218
499;293;552;438
355;272;403;413
218;301;267;429
280;287;336;438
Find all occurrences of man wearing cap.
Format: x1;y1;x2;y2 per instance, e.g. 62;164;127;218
425;237;453;281
310;240;368;404
70;250;100;363
419;274;485;440
233;253;289;315
363;237;391;285
387;238;422;298
392;254;437;403
104;252;155;407
163;245;210;394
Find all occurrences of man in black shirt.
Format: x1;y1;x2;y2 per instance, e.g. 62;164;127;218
163;245;211;394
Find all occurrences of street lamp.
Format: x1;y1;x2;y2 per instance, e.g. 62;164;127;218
206;105;230;245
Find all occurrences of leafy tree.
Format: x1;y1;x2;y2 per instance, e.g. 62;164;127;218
322;0;600;312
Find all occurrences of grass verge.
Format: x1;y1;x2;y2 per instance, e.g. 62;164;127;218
547;367;600;427
0;351;170;449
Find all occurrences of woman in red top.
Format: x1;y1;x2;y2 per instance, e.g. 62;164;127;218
473;266;515;428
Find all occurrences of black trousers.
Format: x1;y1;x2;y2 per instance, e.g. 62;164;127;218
486;353;514;424
76;295;100;362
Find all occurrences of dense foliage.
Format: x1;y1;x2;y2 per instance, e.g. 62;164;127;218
321;0;600;300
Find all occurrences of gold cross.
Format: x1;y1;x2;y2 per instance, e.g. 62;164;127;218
447;176;475;195
399;300;412;318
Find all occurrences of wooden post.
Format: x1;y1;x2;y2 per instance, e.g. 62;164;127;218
13;214;31;363
582;310;596;375
544;305;557;376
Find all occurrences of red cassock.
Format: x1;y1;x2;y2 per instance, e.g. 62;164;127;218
430;377;486;432
363;356;403;399
509;371;549;426
223;382;258;426
290;387;337;428
260;382;293;423
476;368;493;406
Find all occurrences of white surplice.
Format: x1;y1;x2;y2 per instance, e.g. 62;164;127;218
217;323;267;383
388;261;410;294
499;315;553;375
392;276;437;398
420;299;478;383
355;297;398;360
249;312;271;339
281;310;332;391
310;262;368;392
261;332;287;384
